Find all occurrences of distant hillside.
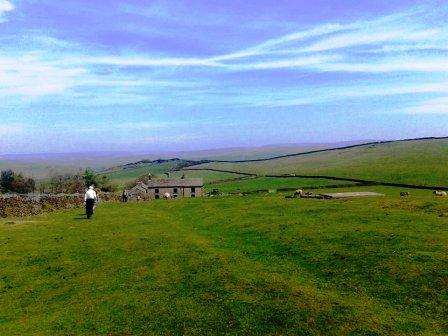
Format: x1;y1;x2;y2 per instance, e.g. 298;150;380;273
3;138;446;188
173;140;372;161
100;159;210;187
0;141;369;180
192;138;448;187
0;152;159;180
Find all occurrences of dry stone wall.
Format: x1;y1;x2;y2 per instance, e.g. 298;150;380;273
0;192;121;218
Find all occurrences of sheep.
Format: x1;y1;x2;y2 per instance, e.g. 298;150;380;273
163;192;171;199
400;192;409;197
300;192;324;199
293;189;303;198
433;190;447;196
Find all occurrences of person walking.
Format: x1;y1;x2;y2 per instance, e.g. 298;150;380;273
122;190;128;202
84;185;98;219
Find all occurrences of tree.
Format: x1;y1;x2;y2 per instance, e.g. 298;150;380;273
98;175;117;192
11;174;35;194
1;170;15;192
83;169;98;188
82;169;117;192
48;173;85;193
1;170;35;194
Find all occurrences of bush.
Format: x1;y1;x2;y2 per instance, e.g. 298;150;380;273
83;170;117;192
1;170;35;194
46;173;85;194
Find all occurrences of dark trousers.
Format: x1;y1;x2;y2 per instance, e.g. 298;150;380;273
85;199;95;219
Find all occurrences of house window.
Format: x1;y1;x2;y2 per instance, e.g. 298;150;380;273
173;188;178;193
155;188;159;194
191;187;196;193
155;195;160;199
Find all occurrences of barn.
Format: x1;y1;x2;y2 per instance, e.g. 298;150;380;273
129;178;204;199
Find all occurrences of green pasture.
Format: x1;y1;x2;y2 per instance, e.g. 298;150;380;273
196;139;448;187
102;162;180;187
207;176;359;193
106;166;250;189
170;170;248;184
1;187;447;335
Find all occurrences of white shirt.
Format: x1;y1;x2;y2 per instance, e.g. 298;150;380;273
84;189;97;201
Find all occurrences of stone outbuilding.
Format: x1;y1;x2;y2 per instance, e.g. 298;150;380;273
130;178;204;199
128;184;147;200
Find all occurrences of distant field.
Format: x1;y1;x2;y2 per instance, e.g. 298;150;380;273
0;142;361;180
0;187;447;335
101;161;181;187
208;176;359;193
170;170;248;184
104;165;248;188
195;139;448;187
176;142;366;161
0;154;158;180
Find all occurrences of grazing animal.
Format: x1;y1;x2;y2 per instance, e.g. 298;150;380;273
163;192;171;199
293;189;303;198
300;192;324;199
433;190;447;196
400;192;409;197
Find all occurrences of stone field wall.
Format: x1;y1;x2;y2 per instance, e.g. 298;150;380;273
0;193;121;218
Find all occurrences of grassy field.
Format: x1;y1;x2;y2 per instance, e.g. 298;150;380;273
207;176;359;193
1;187;447;335
101;161;181;188
195;139;448;187
170;170;249;185
105;166;249;189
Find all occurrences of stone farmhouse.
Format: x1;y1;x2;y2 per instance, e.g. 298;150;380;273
129;178;204;199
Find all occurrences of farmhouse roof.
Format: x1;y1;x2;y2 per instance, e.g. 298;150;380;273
143;178;203;188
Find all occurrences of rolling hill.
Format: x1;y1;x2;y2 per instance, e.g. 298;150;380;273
0;141;369;181
191;138;448;188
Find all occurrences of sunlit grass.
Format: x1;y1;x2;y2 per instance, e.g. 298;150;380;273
0;187;447;335
198;139;448;187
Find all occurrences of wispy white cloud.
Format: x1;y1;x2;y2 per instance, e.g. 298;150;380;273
0;0;13;22
0;55;86;96
316;59;448;73
2;5;448;111
50;8;447;74
141;135;204;145
211;23;349;61
75;118;263;134
369;44;448;53
405;97;448;114
77;120;192;134
232;82;448;108
78;121;173;133
301;29;439;53
226;55;341;71
83;56;223;68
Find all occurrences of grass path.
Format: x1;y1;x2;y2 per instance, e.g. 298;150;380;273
1;192;447;335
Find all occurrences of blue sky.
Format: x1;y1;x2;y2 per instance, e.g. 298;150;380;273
1;0;448;154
